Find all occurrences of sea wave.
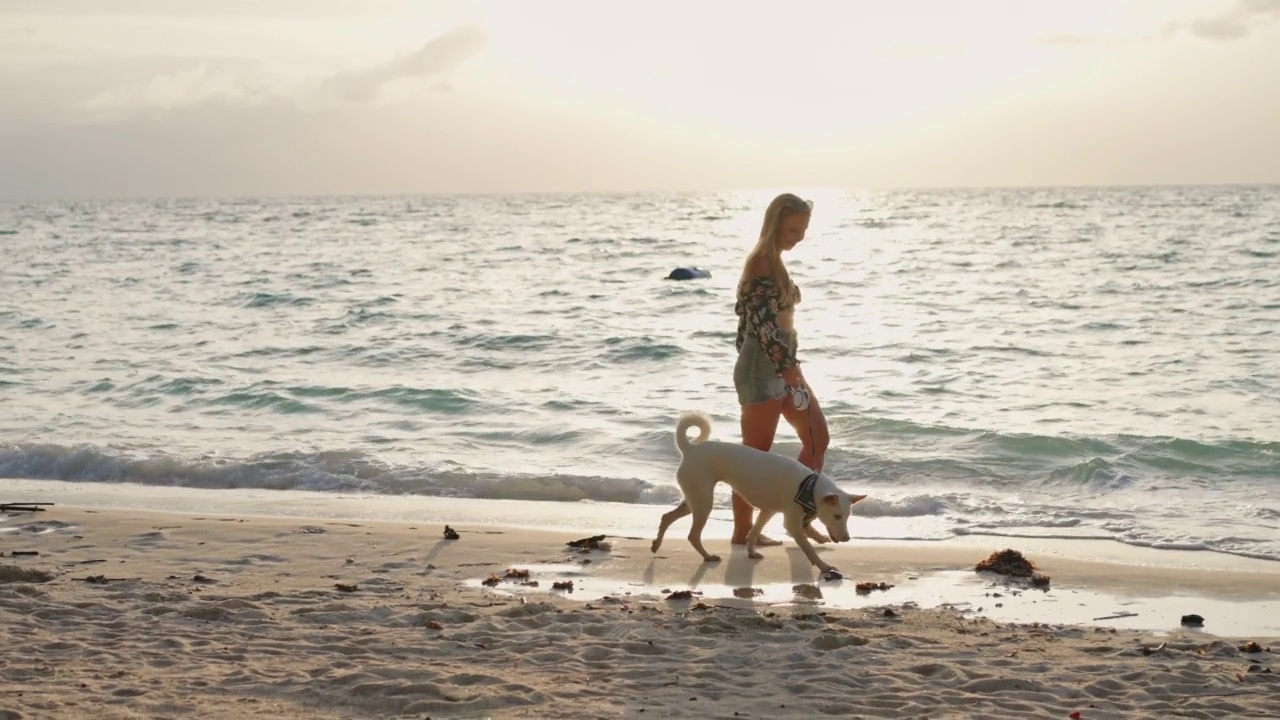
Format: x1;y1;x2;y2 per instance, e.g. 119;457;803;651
2;440;1276;562
0;442;683;504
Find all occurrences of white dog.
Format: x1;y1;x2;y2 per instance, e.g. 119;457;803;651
650;411;866;573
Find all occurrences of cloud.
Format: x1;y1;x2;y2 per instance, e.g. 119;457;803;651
881;44;961;59
1035;34;1096;47
0;24;38;45
83;62;276;118
319;25;487;104
1031;19;1180;48
62;25;488;123
1190;0;1280;41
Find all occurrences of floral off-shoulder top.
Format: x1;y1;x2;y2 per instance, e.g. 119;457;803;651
734;275;801;377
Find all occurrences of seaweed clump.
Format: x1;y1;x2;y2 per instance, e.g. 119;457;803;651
975;549;1051;588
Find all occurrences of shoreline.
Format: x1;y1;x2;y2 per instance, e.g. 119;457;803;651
5;477;1279;571
4;492;1279;630
2;502;1277;718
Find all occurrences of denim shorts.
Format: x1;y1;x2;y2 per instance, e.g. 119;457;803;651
733;330;796;406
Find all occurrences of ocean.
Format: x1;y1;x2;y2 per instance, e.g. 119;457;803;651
2;185;1278;561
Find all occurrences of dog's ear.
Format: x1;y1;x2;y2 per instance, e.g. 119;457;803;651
822;493;841;506
849;494;867;505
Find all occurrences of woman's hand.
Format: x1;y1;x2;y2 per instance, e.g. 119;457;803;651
783;369;809;411
788;384;811;411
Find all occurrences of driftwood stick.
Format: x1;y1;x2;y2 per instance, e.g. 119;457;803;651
1093;612;1139;621
1;503;54;513
80;575;142;584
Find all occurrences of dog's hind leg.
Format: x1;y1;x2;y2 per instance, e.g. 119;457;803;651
686;499;720;563
651;501;691;553
744;510;775;560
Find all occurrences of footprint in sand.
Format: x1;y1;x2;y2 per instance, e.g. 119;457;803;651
226;553;288;566
411;609;479;627
180;606;231;622
129;530;168;545
445;673;506;686
110;687;147;698
811;634;871;651
579;645;612;662
16;520;76;535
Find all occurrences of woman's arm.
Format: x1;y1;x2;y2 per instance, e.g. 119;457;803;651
740;276;800;379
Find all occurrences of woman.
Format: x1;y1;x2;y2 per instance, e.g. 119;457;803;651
730;192;831;546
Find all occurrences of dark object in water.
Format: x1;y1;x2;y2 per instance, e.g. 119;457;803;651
793;584;823;600
1181;614;1205;627
855;581;894;595
567;534;606;550
479;569;533;587
334;583;357;592
443;525;460;540
553;580;575;592
666;267;712;281
975;549;1036;577
1031;573;1051;588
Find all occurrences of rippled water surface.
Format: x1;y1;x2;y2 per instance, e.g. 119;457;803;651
2;186;1278;559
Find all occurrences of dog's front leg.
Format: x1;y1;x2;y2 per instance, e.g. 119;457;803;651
804;524;831;544
784;515;835;574
744;510;775;560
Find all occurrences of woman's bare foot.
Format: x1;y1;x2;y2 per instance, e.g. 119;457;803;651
732;534;783;547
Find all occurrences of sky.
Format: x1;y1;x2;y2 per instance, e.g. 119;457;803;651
2;0;1279;200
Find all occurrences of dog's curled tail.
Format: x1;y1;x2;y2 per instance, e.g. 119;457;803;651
674;411;712;454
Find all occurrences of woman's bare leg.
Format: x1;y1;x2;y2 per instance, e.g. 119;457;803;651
781;384;829;472
734;398;785;546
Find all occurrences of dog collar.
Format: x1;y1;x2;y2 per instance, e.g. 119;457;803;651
795;472;820;527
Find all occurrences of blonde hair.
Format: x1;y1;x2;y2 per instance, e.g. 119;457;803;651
739;192;812;300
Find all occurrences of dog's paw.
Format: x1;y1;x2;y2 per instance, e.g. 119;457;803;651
650;540;661;553
747;551;764;560
702;554;721;563
809;532;831;544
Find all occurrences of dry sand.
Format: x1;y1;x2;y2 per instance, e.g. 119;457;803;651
2;505;1278;719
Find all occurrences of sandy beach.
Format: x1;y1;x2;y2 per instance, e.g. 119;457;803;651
1;497;1277;720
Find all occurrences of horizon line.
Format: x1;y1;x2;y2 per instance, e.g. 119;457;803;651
3;180;1279;205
